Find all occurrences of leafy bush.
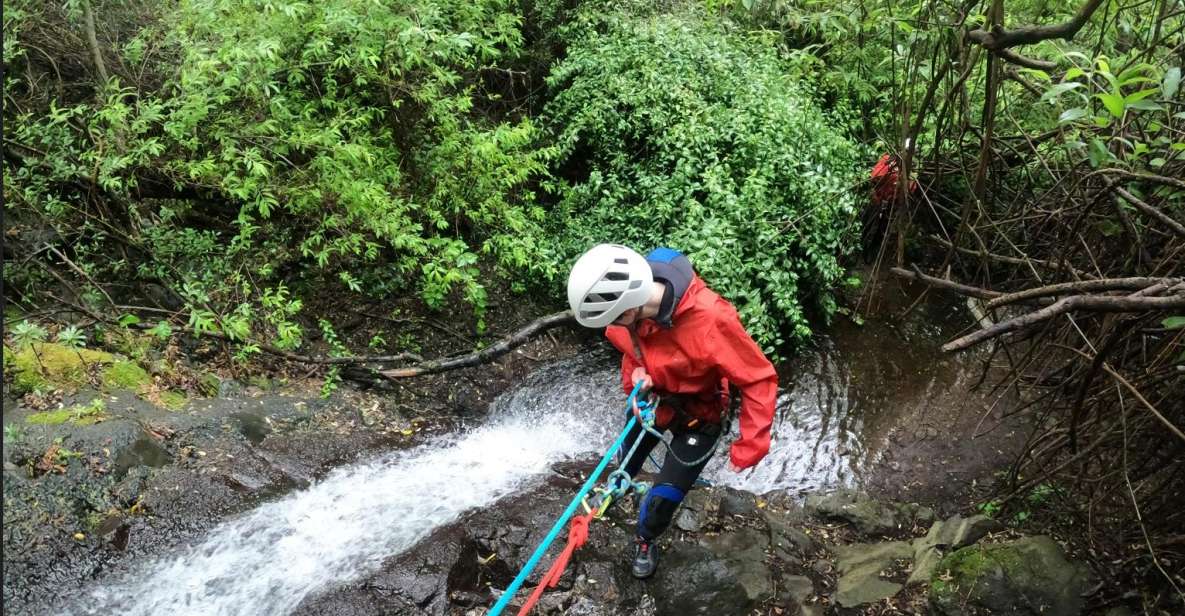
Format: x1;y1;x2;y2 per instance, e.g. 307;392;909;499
4;0;554;343
541;5;861;350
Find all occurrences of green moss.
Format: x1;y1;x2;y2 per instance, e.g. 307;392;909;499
10;343;115;394
197;372;222;397
101;361;151;391
157;390;187;410
25;408;76;425
26;399;108;425
108;330;155;362
930;543;1025;597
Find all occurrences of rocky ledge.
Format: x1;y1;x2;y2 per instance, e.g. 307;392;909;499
302;486;1092;616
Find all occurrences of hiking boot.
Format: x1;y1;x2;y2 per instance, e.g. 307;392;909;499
631;537;659;579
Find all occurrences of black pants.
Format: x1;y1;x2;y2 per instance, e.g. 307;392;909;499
619;420;720;540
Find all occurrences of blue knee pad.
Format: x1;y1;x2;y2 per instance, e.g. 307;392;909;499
637;483;685;540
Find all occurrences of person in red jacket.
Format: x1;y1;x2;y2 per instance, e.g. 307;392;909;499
567;244;778;578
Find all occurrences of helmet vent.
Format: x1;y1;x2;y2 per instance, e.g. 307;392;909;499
628;280;643;290
614;258;629;264
605;271;628;281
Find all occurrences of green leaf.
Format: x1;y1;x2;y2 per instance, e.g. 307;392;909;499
1128;100;1164;112
1163;316;1185;330
118;314;142;328
1124;88;1159;104
1041;82;1083;103
1058;108;1088;124
148;321;173;340
1162;67;1180;99
1096;93;1126;118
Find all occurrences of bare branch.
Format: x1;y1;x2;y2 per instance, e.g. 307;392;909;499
380;311;575;378
944;293;1185;352
967;0;1104;50
985;278;1184;309
889;266;1002;299
928;235;1093;279
995;48;1058;70
1100;169;1185;191
1113;186;1185;238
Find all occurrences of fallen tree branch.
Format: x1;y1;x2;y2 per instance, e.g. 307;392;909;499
944;293;1185;352
985;277;1183;309
380;311;575;378
1112;185;1185;239
889;266;1002;299
927;235;1093;278
1100;169;1185;191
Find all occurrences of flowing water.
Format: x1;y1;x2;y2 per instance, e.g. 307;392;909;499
77;359;622;616
76;287;985;615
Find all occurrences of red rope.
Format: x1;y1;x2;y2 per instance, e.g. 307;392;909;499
514;514;592;616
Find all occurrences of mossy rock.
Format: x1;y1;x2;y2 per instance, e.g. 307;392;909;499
9;343;153;395
9;343;117;394
929;536;1089;616
101;361;152;391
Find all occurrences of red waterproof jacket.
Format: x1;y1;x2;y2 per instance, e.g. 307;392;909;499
605;275;778;470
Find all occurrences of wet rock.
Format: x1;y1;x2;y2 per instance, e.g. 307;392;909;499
699;528;772;602
573;561;622;604
915;514;1002;553
908;514;1003;584
718;487;757;517
676;489;721;532
764;508;816;563
929;536;1090;616
674;507;701;532
805;489;931;536
780;574;813;607
832;541;911;607
652;543;756;614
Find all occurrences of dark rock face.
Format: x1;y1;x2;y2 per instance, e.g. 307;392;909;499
929;536;1091;616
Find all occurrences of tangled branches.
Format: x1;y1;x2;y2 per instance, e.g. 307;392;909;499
865;0;1185;604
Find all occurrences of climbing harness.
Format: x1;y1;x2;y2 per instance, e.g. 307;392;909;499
489;378;733;616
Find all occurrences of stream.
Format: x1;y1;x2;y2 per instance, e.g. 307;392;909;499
66;284;999;615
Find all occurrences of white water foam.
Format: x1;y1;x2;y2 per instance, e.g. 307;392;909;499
76;355;622;616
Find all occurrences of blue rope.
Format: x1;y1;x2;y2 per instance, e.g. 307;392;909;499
488;382;653;616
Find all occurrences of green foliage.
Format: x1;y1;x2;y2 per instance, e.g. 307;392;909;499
26;398;108;425
55;325;86;349
542;5;861;349
4;0;555;354
976;499;1001;518
10;322;48;348
4;423;27;445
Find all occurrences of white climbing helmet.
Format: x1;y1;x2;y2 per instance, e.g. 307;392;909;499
567;244;653;328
